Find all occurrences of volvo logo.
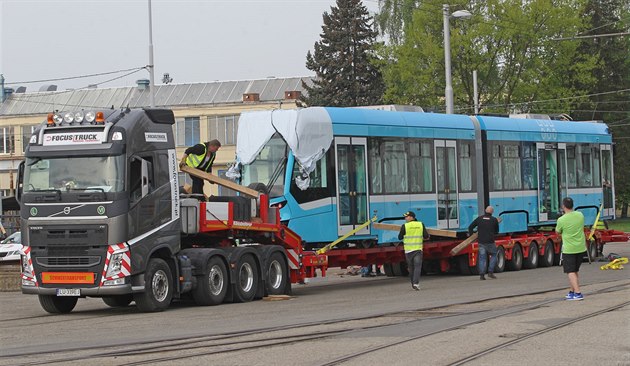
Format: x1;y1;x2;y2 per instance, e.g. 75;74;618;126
63;207;71;215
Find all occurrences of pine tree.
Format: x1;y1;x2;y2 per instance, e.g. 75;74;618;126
303;0;385;107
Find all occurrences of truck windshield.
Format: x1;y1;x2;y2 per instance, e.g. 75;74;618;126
241;134;287;197
24;155;125;193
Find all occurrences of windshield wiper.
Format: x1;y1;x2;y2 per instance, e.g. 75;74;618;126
67;187;105;193
29;188;61;201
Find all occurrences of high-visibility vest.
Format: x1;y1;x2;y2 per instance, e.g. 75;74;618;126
403;221;424;252
186;144;215;172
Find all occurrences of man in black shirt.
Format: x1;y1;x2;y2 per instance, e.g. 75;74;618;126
468;206;501;280
179;139;221;195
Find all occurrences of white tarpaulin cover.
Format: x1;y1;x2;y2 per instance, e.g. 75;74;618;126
234;108;333;188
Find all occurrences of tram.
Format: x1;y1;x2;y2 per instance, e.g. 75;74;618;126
235;107;614;248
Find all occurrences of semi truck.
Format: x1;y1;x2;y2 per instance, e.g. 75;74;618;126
16;108;327;313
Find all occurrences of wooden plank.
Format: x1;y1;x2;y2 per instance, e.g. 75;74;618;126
372;222;458;238
180;166;260;198
449;233;478;256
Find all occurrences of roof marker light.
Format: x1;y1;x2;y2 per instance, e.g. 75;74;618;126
47;113;55;126
95;111;105;124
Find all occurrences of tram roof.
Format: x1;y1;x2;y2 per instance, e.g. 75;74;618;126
323;107;475;129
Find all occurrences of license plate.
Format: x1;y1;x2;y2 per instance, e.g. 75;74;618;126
56;289;80;296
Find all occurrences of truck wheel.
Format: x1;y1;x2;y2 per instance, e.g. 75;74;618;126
539;240;555;267
193;256;228;306
134;258;173;312
457;255;472;275
102;295;133;308
587;239;598;261
494;246;506;273
266;252;288;296
506;244;523;271
392;262;408;276
233;254;259;303
38;295;78;314
523;242;539;269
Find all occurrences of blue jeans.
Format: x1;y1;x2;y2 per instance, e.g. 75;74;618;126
478;243;497;275
405;250;423;285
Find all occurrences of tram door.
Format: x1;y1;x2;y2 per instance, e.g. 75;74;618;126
600;145;614;216
435;140;459;229
537;143;567;221
334;137;370;236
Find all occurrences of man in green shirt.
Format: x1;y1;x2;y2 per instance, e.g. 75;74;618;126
555;197;587;301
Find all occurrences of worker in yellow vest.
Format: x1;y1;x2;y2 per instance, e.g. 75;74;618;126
398;211;429;291
179;139;221;195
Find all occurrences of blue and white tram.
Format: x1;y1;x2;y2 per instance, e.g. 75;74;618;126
235;107;615;247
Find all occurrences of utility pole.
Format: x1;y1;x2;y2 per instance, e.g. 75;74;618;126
148;0;156;108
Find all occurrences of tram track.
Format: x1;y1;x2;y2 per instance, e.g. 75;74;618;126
4;281;627;366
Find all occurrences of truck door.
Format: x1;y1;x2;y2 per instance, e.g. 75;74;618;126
335;137;369;236
600;144;614;216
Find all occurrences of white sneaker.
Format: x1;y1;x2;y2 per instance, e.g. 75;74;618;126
412;283;420;291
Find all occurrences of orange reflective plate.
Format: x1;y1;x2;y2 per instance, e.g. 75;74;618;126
41;272;94;284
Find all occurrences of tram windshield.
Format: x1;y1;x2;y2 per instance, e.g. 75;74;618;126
241;134;288;197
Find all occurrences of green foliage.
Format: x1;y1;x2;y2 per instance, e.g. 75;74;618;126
374;0;420;45
379;0;598;113
302;0;385;107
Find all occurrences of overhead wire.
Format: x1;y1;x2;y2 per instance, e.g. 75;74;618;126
4;66;146;85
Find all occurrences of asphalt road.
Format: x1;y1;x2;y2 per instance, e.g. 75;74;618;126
0;242;628;366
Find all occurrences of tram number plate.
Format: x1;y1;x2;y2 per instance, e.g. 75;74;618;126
56;289;80;297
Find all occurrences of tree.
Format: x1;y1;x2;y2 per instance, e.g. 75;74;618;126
374;0;420;45
303;0;385;107
566;0;630;217
378;0;597;113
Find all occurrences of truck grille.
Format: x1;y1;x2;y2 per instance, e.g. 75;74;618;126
37;256;101;267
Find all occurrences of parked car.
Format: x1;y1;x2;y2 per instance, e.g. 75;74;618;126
0;232;22;262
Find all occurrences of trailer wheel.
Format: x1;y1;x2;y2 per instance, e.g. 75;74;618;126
523;242;539;269
266;252;288;295
494;246;506;273
38;295;78;314
193;256;228;306
134;258;173;312
102;295;133;308
456;255;472;275
587;239;598;261
383;263;394;277
539;240;555;267
506;244;523;271
392;261;408;276
233;254;259;303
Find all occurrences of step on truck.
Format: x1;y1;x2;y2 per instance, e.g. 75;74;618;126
16;108;327;313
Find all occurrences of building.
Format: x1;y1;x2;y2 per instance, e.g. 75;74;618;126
0;76;312;199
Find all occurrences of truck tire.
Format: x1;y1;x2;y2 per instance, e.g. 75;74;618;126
266;252;288;296
193;256;228;306
102;295;133;308
134;258;173;312
233;254;259;303
587;239;598;261
38;295;78;314
457;255;472;275
494;246;506;273
539;240;555;267
523;242;539;269
506;244;523;271
383;263;394;277
392;261;409;276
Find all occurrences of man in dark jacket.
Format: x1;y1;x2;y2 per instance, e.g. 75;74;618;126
398;211;430;290
179;139;221;195
468;206;501;280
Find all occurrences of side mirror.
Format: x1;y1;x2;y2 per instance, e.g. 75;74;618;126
16;161;25;204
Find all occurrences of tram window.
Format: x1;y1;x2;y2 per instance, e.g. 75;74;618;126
490;144;502;190
522;143;537;189
592;147;601;187
290;149;335;204
458;142;474;192
368;139;383;194
577;144;593;187
383;140;408;193
503;144;522;190
566;146;577;188
408;140;433;193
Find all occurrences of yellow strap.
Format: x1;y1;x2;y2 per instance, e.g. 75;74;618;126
317;216;378;255
588;203;604;241
600;257;628;270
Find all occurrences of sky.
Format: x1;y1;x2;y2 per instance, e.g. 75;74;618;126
0;0;380;92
